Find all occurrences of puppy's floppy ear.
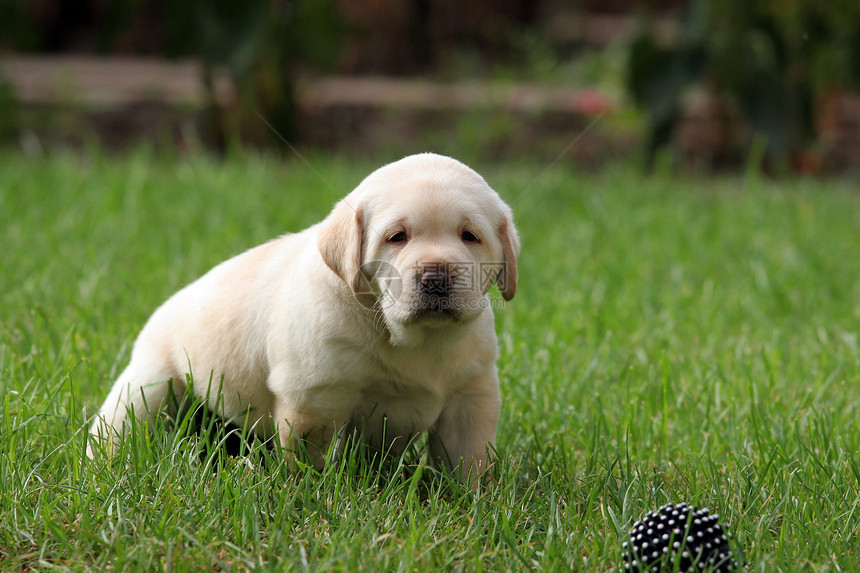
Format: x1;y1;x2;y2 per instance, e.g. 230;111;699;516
318;200;365;294
496;205;520;301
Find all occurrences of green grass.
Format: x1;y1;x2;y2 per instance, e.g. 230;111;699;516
1;148;859;571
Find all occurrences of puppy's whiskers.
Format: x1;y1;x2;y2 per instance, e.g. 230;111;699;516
369;300;388;333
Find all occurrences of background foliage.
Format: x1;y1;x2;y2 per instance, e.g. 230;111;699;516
629;0;860;167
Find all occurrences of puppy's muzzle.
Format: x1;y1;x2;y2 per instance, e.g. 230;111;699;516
418;266;453;296
413;264;458;316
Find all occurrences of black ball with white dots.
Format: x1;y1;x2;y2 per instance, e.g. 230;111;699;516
621;503;739;572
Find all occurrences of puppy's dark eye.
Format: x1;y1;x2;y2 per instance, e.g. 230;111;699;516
461;231;480;244
388;231;408;243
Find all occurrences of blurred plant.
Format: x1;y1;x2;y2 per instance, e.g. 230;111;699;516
184;0;341;148
0;0;340;148
628;0;860;169
0;0;39;50
0;75;19;141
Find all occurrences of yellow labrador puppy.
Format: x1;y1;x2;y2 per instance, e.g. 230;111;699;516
89;153;519;476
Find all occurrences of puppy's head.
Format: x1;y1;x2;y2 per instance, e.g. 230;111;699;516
319;153;519;344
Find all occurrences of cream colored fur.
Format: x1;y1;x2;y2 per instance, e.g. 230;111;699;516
88;153;519;477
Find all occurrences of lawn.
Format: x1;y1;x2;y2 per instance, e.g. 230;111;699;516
1;148;858;571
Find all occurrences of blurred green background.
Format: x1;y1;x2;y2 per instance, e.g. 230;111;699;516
1;0;860;173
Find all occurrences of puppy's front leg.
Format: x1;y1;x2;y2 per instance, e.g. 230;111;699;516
429;371;501;480
273;393;351;471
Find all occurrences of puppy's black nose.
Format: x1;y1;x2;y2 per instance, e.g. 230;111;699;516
418;266;452;294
